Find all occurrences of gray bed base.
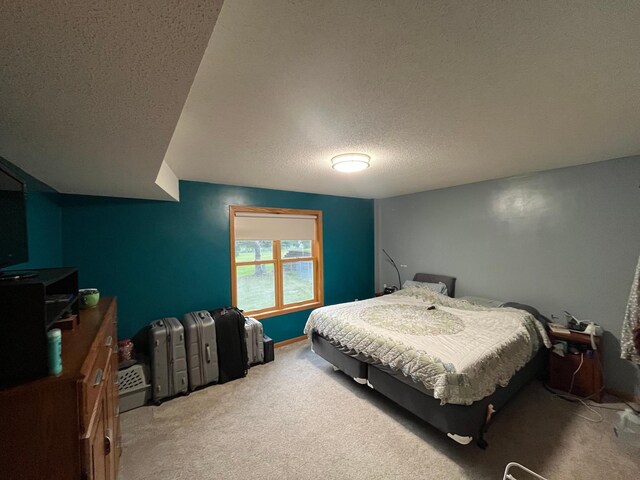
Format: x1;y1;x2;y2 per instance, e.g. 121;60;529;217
311;332;546;448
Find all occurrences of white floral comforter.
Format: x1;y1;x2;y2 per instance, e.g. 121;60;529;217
304;287;551;405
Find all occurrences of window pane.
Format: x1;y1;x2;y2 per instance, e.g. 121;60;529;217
235;240;273;262
283;260;314;305
281;240;312;259
236;263;275;311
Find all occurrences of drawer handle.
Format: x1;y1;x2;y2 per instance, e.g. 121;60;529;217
94;368;104;386
105;429;112;455
105;335;113;347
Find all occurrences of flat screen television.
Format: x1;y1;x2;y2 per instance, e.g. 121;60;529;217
0;163;28;269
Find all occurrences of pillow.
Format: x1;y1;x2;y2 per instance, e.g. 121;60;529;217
402;280;448;296
460;296;504;308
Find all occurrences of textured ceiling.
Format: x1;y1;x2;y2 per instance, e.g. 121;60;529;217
0;0;223;200
2;1;639;201
165;0;640;199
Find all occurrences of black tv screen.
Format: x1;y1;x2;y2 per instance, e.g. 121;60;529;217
0;165;28;268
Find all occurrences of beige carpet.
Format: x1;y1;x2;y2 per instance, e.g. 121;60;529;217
119;341;639;480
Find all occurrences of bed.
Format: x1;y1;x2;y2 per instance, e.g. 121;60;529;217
304;273;551;447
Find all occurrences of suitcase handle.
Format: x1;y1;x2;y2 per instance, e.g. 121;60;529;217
205;344;211;363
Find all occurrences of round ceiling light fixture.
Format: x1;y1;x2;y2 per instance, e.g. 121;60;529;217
331;153;370;173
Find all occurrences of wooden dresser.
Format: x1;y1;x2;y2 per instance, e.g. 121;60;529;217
0;297;121;479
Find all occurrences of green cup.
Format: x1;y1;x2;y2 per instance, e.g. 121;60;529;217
79;288;100;309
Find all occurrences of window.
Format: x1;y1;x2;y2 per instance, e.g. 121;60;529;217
230;206;324;319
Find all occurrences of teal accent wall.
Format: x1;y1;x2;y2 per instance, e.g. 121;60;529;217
17;191;63;269
0;158;62;269
61;181;374;341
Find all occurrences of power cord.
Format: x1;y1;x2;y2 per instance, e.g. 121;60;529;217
622;400;640;415
544;383;603;423
568;353;584;395
546;342;640;421
545;352;605;423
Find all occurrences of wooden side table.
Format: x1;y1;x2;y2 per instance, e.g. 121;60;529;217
548;330;603;402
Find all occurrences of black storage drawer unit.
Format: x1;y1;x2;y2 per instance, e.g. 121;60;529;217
0;267;78;388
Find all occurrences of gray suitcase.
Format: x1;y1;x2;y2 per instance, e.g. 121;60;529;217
149;317;188;403
181;311;219;390
245;317;264;366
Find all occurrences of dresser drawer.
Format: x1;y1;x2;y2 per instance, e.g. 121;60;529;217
102;310;116;352
81;341;112;433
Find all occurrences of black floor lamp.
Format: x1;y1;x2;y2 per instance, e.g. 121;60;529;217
382;249;402;290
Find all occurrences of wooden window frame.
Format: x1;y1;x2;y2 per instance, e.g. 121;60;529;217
230;205;324;320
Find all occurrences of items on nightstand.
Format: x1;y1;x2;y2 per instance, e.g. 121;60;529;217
564;310;602;350
548;323;570;335
375;284;397;296
383;285;398;294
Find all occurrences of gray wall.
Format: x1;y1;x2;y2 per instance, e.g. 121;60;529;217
375;156;640;396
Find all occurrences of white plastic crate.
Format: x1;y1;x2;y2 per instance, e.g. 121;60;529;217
503;462;548;480
118;364;151;412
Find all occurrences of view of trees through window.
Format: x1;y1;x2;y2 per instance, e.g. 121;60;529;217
235;240;314;312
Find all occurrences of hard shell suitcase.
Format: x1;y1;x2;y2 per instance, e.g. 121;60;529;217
149;317;188;403
209;306;248;383
181;310;219;390
245;317;264;366
263;335;274;364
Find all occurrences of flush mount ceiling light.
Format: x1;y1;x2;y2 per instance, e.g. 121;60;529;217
331;153;370;173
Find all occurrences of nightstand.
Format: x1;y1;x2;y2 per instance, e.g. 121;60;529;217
548;330;603;402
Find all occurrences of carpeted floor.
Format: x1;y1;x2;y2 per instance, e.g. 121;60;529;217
119;341;639;480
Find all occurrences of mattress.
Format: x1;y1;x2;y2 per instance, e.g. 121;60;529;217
304;287;550;405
